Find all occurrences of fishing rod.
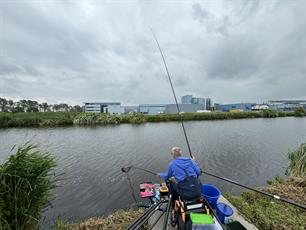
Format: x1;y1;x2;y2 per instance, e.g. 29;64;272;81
150;28;192;157
150;30;306;211
126;199;164;230
122;166;157;176
203;171;306;210
122;165;306;210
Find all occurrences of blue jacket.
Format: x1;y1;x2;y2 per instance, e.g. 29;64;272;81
158;157;201;182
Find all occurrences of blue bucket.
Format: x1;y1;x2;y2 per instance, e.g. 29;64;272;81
217;202;233;224
201;184;221;209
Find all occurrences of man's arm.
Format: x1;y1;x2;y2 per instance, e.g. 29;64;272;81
191;159;201;176
158;163;173;180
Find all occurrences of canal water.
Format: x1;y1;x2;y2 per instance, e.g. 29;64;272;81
0;117;305;225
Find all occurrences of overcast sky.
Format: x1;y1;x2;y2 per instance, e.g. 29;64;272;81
0;0;305;105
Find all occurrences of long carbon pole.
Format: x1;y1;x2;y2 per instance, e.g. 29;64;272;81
203;171;306;210
124;165;306;210
150;28;192;157
126;200;163;230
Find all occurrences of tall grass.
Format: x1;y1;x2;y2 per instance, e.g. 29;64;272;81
0;110;299;128
294;107;306;117
0;112;76;128
73;113;122;125
0;144;58;229
286;143;306;177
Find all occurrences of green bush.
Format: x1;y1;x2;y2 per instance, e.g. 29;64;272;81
294;107;305;117
0;144;58;229
286;143;306;177
261;109;277;118
125;113;146;124
73;113;122;125
0;113;11;128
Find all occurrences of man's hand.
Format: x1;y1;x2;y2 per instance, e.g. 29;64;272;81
191;153;196;161
168;176;177;184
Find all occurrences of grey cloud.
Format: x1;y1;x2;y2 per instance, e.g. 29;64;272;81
192;1;261;36
192;3;229;36
205;37;261;80
0;0;305;105
0;62;41;77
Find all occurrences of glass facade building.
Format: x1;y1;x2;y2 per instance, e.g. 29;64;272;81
181;95;212;110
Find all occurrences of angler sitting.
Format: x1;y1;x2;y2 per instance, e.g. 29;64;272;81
158;147;202;200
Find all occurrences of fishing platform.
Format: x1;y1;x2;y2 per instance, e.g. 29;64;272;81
148;195;257;230
126;180;258;230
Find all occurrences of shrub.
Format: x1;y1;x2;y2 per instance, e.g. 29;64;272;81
0;144;58;229
0;113;10;128
294;107;305;117
126;113;146;124
73;113;122;125
261;109;278;118
286;143;306;177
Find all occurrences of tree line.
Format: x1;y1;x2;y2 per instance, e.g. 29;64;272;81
0;97;83;112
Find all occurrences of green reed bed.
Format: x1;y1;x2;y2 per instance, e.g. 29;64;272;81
0;109;301;128
0;112;77;128
0;144;58;230
73;112;146;125
286;144;306;178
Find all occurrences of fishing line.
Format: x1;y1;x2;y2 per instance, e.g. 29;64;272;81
123;168;138;204
150;27;193;158
121;166;158;205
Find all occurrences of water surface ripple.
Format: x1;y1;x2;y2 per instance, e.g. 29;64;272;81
0;117;305;225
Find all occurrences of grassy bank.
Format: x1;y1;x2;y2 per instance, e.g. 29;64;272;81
226;144;306;230
1;109;303;128
65;209;145;230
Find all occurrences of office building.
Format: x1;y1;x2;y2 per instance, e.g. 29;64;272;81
138;104;166;115
267;100;306;111
84;102;124;114
165;104;204;113
216;103;255;112
181;95;193;104
181;95;212;110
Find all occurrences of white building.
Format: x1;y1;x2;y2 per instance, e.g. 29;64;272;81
84;102;124;114
138;104;166;115
251;104;269;111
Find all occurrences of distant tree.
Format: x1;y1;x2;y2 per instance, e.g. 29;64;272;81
12;106;24;113
0;98;8;112
58;103;69;112
42;102;49;112
52;104;59;112
72;105;82;112
0;97;82;113
8;100;14;111
26;100;39;112
19;100;28;112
